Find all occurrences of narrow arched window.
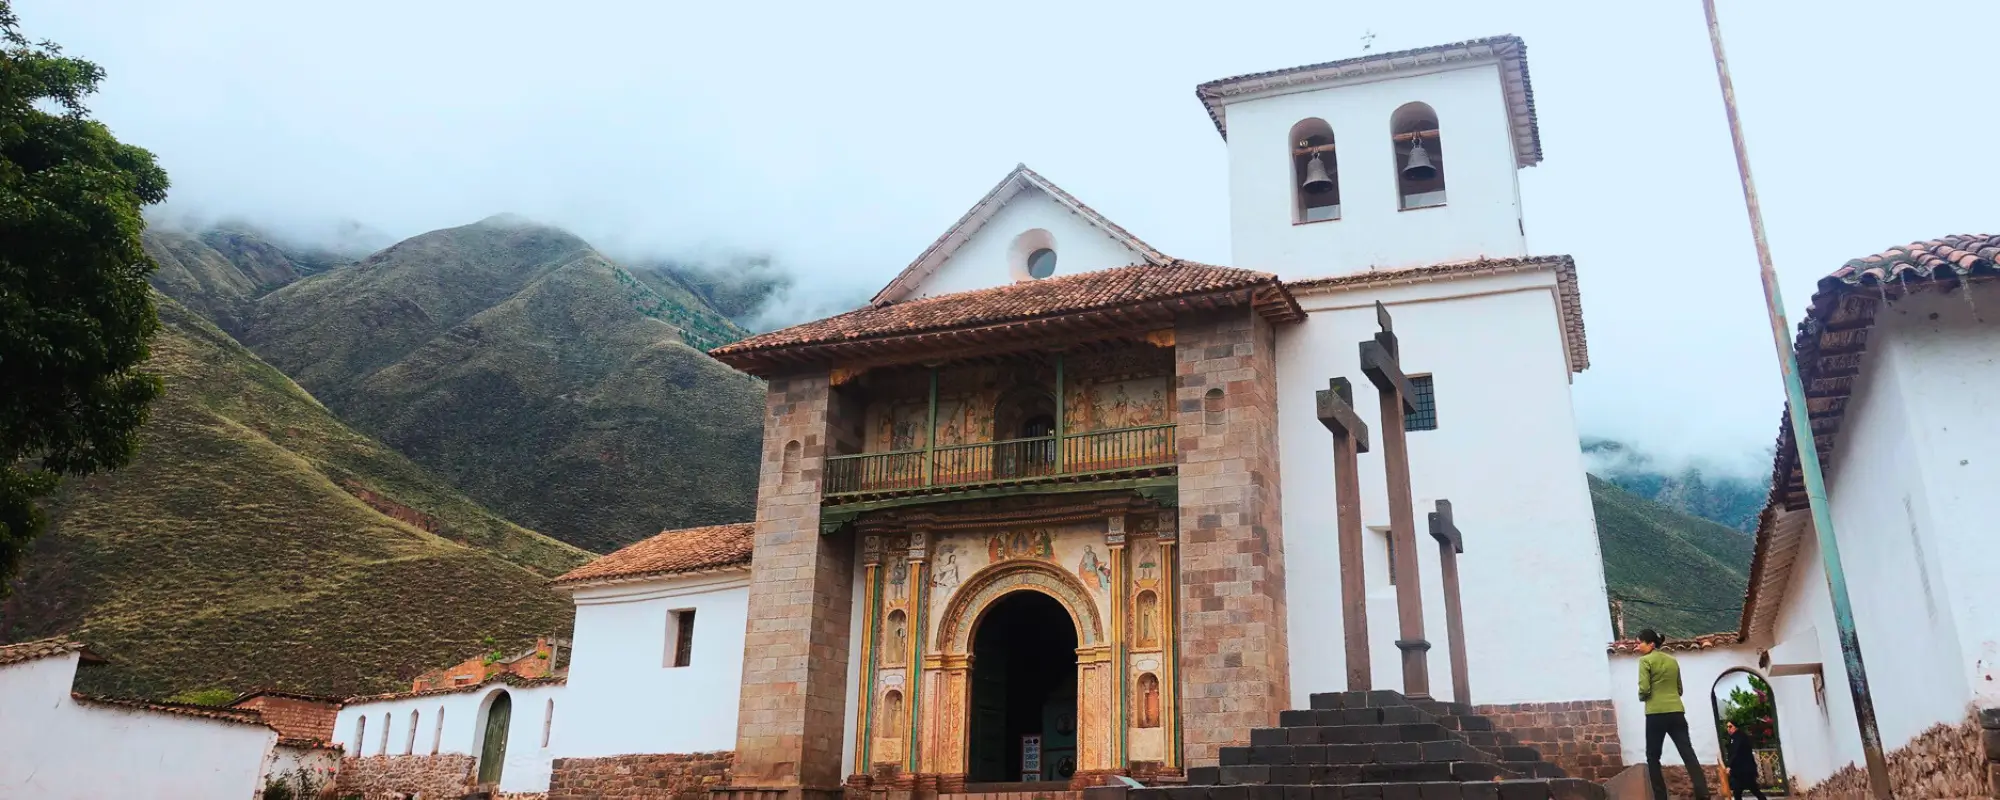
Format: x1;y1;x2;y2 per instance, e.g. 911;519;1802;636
354;714;367;753
1289;118;1340;223
379;712;391;756
406;710;420;754
1392;103;1446;209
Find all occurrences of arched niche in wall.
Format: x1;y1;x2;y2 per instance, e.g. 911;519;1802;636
1289;118;1340;223
1391;102;1447;209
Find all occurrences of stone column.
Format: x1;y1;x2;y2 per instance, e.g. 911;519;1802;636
848;536;885;786
1156;514;1183;775
1106;514;1129;776
1172;311;1289;767
726;372;855;800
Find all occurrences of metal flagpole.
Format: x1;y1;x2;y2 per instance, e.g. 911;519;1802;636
1698;2;1892;796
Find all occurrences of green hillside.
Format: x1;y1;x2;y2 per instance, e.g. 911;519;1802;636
1590;474;1756;637
2;298;588;698
157;216;770;552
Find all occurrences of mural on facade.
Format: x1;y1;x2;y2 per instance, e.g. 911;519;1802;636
1064;376;1170;432
987;529;1055;563
1133;538;1160;583
874;402;928;452
930;543;962;592
1077;545;1111;593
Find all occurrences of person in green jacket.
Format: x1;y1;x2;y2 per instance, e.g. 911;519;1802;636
1638;628;1710;800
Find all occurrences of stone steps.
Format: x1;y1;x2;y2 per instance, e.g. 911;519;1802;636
1084;691;1603;800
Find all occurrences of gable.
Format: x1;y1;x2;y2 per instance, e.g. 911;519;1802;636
871;165;1168;305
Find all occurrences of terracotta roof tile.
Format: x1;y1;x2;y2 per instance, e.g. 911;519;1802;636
71;693;276;730
1196;35;1543;168
1606;632;1740;654
713;261;1298;372
345;672;567;704
1289;255;1588;372
1740;234;2000;642
0;636;102;668
551;522;754;588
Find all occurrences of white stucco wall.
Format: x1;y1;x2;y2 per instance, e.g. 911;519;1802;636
1753;282;2000;788
1222;62;1528;278
558;570;749;759
335;681;564;793
909;187;1148;300
1606;646;1760;768
0;652;277;799
1275;271;1612;707
262;743;342;798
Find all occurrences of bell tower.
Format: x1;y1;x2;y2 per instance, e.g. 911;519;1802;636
1196;36;1542;278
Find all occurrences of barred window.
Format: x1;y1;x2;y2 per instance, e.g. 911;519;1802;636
1404;375;1437;431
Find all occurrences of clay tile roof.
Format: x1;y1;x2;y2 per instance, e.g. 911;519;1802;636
1739;234;2000;643
552;522;754;588
344;672;567;704
712;261;1301;374
71;693;276;730
1195;35;1543;168
1606;632;1741;654
0;636;104;668
1288;255;1588;372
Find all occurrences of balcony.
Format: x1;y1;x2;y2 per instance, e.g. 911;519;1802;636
823;424;1175;500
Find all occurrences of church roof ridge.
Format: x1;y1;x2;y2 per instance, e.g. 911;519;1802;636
870;163;1169;306
551;522;755;589
0;635;104;668
1195;34;1544;168
1288;254;1588;373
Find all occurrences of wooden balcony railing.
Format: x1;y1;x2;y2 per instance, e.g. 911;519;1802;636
822;424;1175;497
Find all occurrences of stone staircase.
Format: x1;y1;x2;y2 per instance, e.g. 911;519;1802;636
1095;690;1604;800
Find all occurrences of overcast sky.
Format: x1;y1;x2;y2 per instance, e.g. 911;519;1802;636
19;0;1998;476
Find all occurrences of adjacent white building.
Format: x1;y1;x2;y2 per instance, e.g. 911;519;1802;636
0;638;280;799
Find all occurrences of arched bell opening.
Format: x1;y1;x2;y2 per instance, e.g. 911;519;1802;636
1289;117;1340;223
1391;102;1446;209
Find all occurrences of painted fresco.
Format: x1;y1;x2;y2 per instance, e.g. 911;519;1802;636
923;520;1110;639
1063;376;1170;433
870;402;928;452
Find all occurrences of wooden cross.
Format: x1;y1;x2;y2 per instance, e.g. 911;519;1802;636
1359;301;1431;700
1429;499;1470;706
1316;377;1372;691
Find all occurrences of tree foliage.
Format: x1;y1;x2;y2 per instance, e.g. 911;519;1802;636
1720;672;1778;745
0;0;169;588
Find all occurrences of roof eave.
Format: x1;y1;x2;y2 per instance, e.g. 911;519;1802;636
551;562;753;592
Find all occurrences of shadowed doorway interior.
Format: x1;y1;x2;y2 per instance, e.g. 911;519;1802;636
966;591;1078;784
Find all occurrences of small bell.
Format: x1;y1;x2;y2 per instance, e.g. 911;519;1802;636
1301;153;1335;195
1402;139;1437;182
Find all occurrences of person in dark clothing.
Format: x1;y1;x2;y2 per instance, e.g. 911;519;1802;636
1636;629;1711;800
1724;722;1769;800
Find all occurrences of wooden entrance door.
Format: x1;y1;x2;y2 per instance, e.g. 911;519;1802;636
478;691;512;785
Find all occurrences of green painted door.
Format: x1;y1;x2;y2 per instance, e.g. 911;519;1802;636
968;665;1006;781
478;692;511;785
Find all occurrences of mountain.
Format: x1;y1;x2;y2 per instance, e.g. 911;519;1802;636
1589;474;1756;638
146;217;767;552
2;298;590;698
1582;438;1768;532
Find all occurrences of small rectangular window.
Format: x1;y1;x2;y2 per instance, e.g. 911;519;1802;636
667;609;697;668
1404;375;1437;432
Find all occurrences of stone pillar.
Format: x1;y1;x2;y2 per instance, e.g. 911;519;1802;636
727;372;855;800
1171;311;1289;767
1156;514;1184;774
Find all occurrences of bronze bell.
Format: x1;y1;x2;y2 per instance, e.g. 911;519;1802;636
1301;153;1335;195
1402;139;1438;182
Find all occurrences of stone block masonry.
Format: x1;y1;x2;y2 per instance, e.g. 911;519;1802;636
549;751;735;800
729;371;856;797
1172;311;1290;767
333;753;475;799
1799;711;1992;799
1472;700;1623;781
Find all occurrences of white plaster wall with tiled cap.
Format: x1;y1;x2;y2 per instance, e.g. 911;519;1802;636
1605;644;1759;771
1273;271;1613;710
912;186;1153;300
333;680;564;793
557;570;749;760
0;650;277;799
1221;61;1528;277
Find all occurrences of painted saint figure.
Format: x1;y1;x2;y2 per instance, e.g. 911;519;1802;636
888;554;908;601
1078;545;1111;592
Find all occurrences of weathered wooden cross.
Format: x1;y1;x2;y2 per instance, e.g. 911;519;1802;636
1429;498;1470;706
1358;301;1432;700
1315;376;1371;691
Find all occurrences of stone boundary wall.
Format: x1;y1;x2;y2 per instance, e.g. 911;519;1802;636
1471;699;1623;781
1798;712;1991;799
547;751;735;800
333;753;474;799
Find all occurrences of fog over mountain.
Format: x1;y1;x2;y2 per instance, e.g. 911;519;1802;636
25;0;2000;473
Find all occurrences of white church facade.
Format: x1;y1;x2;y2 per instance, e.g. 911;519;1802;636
323;36;2000;800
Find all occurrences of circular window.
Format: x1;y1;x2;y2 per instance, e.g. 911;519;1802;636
1026;248;1057;279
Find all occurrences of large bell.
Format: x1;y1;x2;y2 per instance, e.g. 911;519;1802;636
1402;139;1438;182
1301;153;1335;195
